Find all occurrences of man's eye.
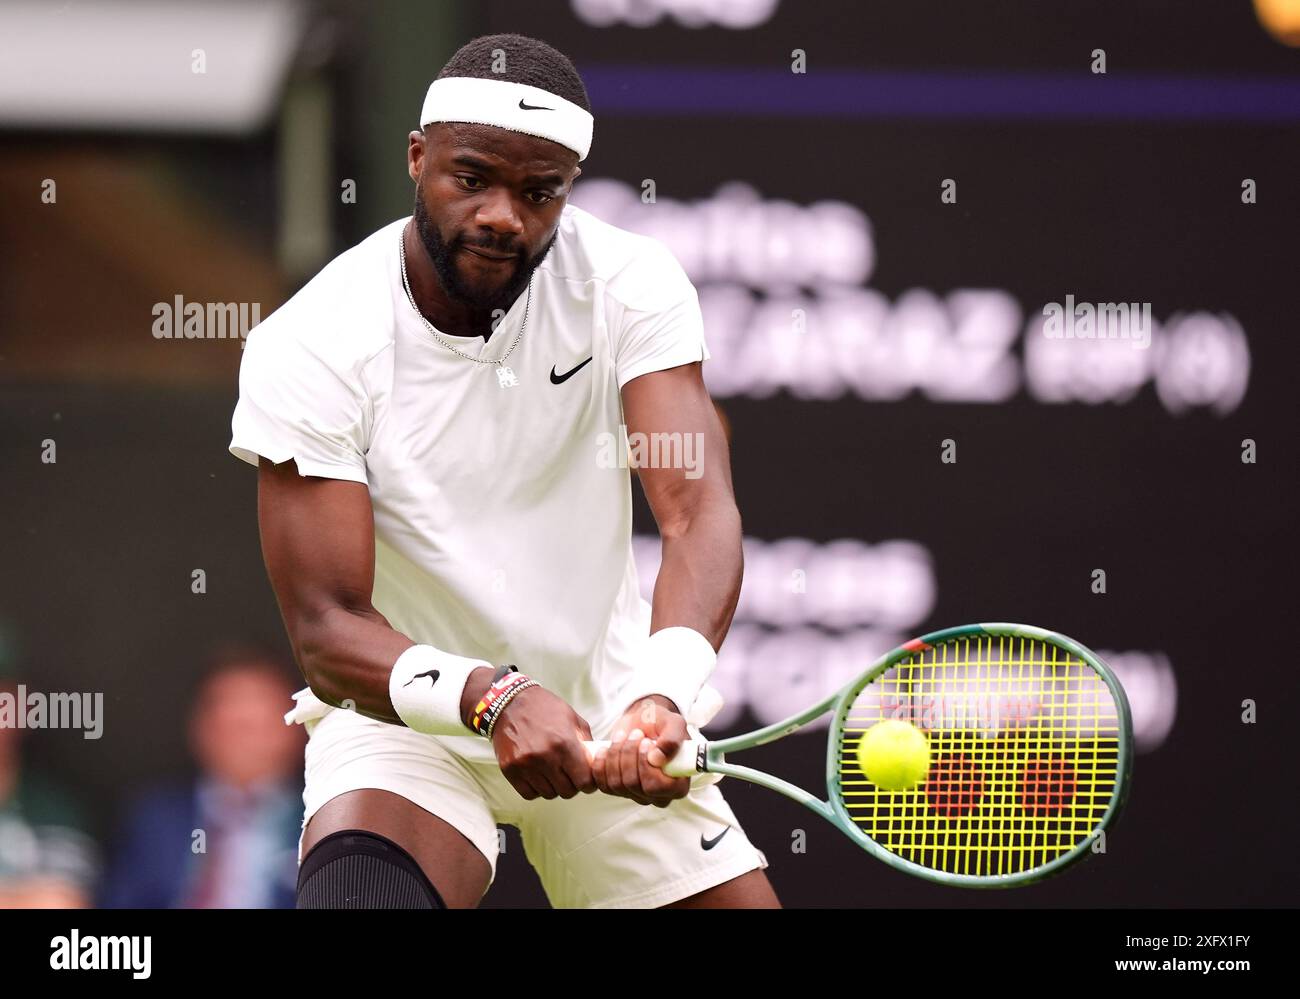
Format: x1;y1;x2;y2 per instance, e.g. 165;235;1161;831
526;192;554;205
456;176;485;190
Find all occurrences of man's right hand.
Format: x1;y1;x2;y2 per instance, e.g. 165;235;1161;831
486;686;598;801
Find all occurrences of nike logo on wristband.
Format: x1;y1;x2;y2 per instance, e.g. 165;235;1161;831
402;669;440;688
700;825;731;850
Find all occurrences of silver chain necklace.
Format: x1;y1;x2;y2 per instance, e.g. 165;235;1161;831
399;222;530;388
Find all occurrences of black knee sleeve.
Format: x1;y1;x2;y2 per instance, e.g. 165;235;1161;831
296;829;446;909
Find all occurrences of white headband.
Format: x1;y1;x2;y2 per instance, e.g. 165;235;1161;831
420;76;594;162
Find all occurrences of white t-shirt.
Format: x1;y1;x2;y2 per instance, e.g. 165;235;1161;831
230;204;711;764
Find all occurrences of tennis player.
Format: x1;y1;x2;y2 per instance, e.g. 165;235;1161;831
230;33;778;909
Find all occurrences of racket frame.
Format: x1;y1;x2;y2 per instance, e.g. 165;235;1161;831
697;622;1134;887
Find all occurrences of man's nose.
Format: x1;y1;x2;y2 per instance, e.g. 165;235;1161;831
474;188;525;237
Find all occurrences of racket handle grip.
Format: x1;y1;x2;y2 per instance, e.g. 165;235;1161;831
582;739;701;778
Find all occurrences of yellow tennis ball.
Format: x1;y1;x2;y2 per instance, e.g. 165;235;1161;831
855;720;930;790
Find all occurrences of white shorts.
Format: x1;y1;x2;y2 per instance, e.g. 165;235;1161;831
300;706;769;909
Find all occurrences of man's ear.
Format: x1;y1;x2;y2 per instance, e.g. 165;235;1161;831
408;129;430;183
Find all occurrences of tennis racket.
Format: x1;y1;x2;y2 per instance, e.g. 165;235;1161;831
585;622;1133;887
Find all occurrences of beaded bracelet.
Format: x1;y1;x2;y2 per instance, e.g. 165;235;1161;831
470;667;535;736
482;678;538;739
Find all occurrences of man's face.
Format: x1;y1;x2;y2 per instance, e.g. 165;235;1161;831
189;666;302;787
410;122;581;315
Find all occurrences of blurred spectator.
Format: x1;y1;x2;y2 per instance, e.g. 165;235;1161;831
0;650;101;908
101;644;305;908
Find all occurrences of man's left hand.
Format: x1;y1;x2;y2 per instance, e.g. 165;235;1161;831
590;695;692;807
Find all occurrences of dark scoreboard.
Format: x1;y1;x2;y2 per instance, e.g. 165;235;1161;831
476;0;1299;907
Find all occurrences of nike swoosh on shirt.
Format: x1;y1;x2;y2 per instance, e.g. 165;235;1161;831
550;356;594;384
701;825;731;851
402;669;440;688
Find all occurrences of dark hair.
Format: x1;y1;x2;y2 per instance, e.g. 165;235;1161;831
437;33;590;113
193;640;298;697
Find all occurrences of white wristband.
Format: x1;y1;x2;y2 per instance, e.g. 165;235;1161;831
619;627;718;722
389;644;491;736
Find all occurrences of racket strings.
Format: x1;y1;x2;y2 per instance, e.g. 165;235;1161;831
836;635;1122;878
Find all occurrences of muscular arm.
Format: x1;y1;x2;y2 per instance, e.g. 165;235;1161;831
620;361;743;653
256;457;491;725
588;361;740;805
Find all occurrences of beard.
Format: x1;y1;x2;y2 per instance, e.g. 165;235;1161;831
412;194;557;316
